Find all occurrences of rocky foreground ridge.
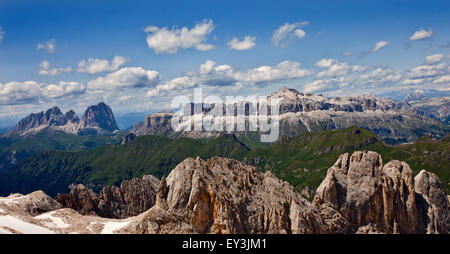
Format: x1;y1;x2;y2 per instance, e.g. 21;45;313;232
0;151;448;234
5;102;119;136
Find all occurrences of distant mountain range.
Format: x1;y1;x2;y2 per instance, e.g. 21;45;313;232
5;88;448;145
0;102;123;173
131;87;450;145
4;102;119;137
0;87;448;175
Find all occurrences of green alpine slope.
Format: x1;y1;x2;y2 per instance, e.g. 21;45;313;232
0;126;448;197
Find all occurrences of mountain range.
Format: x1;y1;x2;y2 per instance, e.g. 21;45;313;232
131;87;449;145
0;102;123;173
5;102;119;137
0;87;448;234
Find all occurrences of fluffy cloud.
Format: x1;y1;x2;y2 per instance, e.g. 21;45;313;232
305;53;450;96
144;20;215;54
0;81;42;105
0;80;87;105
200;60;216;75
425;54;444;65
0;26;4;44
409;28;433;40
36;39;57;54
147;76;196;97
305;65;401;94
315;58;366;78
43;81;86;99
88;67;160;91
147;60;311;96
243;60;311;84
77;55;130;74
228;35;256;51
294;29;306;39
372;40;390;52
304;79;338;93
272;21;308;47
433;75;450;84
405;62;447;79
38;61;72;76
315;58;337;68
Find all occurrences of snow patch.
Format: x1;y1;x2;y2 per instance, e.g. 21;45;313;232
35;211;70;229
101;221;130;234
0;215;54;234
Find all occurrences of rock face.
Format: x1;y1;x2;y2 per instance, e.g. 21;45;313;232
79;102;118;132
1;152;448;234
0;191;63;216
6;102;119;136
130;111;173;136
121;133;136;144
56;175;159;219
407;97;450;125
414;170;450;234
271;87;409;113
12;106;72;134
313;151;449;234
130;87;449;145
122;157;335;234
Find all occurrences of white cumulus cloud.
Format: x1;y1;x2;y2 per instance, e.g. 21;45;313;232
144;20;215;54
372;40;390;52
88;67;161;91
315;58;366;78
36;39;57;54
409;28;433;40
0;80;88;105
38;61;72;76
272;21;308;47
315;58;337;68
147;60;311;96
433;75;450;84
294;29;306;39
425;54;444;65
228;35;256;51
77;55;130;74
43;81;86;99
0;81;42;105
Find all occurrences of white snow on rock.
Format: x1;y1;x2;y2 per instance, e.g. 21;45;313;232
0;215;54;234
35;211;70;229
100;221;130;234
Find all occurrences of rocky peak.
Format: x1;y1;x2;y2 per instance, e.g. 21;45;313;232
12;106;68;135
7;102;119;136
2;152;448;234
81;102;119;132
268;87;409;114
64;109;79;123
56;175;160;219
271;87;304;98
128;156;335;234
44;106;67;126
403;90;426;102
414;170;450;234
130;111;173;136
313;151;449;234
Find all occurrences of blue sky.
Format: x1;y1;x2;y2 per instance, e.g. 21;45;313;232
0;0;449;121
